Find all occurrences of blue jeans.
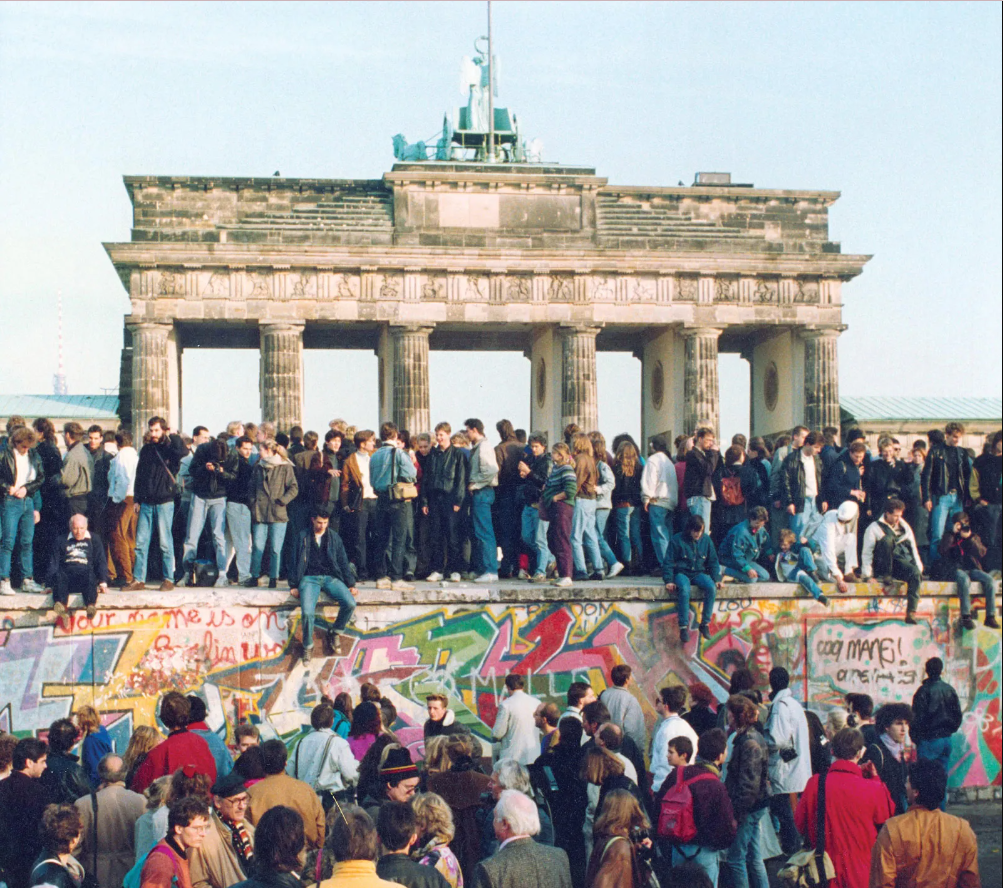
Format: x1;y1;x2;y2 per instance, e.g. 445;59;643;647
470;488;498;574
181;496;227;572
613;505;643;565
916;736;953;810
0;496;35;580
724;807;770;888
225;502;252;583
134;501;175;583
594;509;620;570
648;504;672;567
252;522;288;580
929;491;961;563
951;568;997;618
724;562;770;582
688;495;712;529
299;575;356;651
672;572;717;629
521;505;553;575
789;496;820;539
671;844;719;886
571;498;603;575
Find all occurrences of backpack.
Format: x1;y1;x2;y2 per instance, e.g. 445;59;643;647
720;475;745;506
123;844;181;888
655;766;719;843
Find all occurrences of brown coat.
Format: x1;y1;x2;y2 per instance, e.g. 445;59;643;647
869;806;980;888
584;835;641;888
75;783;147;888
247;772;325;850
340;453;365;510
574;453;597;498
188;810;255;888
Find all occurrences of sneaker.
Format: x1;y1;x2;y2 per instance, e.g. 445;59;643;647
302;646;312;664
327;626;341;652
86;604;97;619
590;572;605;582
448;572;462;583
21;578;46;594
546;561;558;579
404;572;415;583
53;601;66;616
553;576;573;587
607;562;625;579
986;615;1000;629
426;572;444;583
904;612;918;625
474;573;498;584
530;573;547;583
679;625;690;643
391;580;415;593
0;578;14;596
573;572;590;582
461;572;477;581
268;577;278;589
698;623;711;640
961;614;977;631
122;580;147;592
375;577;393;590
817;594;830;607
243;577;259;588
159;580;175;592
517;569;530;580
213;575;229;588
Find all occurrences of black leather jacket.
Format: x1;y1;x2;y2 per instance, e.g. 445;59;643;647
421;445;468;508
0;443;46;502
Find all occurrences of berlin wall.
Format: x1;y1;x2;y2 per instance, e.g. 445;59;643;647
1;585;998;801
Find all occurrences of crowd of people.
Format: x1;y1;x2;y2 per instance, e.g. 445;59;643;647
1;414;999;649
0;656;982;888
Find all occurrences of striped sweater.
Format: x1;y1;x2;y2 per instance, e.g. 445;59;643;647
542;463;577;508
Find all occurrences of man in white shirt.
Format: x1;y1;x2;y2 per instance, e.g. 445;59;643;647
492;674;540;765
563;681;596;723
861;498;924;623
811;500;860;594
288;702;358;808
650;685;699;793
105;429;140;587
640;434;679;568
465;418;500;583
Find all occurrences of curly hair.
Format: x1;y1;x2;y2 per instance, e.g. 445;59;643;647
40;804;83;854
412;791;455;845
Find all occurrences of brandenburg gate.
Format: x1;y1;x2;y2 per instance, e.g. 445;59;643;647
105;162;868;442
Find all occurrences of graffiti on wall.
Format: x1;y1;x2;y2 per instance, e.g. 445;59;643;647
0;594;999;789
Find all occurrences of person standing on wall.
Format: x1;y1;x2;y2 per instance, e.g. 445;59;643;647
464;418;500;584
368;422;417;594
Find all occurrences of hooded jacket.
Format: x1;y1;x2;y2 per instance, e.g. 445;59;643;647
250;455;298;523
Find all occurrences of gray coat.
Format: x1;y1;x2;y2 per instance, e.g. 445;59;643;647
251;458;298;523
470;837;572;888
599;686;647;755
61;442;93;498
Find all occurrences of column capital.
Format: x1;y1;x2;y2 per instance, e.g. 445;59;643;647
259;320;305;332
125;318;173;331
801;326;845;339
557;322;601;337
680;325;723;338
389;323;435;336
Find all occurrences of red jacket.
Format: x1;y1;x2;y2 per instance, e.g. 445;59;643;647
131;729;217;793
794;760;895;888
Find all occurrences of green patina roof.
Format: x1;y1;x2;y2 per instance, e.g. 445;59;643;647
0;394;120;420
842;396;1001;423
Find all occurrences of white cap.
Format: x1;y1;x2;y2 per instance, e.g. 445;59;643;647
837;501;859;522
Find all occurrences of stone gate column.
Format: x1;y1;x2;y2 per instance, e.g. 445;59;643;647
259;322;304;432
803;329;840;430
391;324;432;433
558;324;599;432
682;327;722;437
128;321;173;435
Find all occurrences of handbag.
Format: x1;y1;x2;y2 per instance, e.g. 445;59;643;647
777;772;836;887
389;450;418;502
154;447;182;497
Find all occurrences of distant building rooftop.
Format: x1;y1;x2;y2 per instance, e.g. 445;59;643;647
841;396;1001;423
0;394;121;421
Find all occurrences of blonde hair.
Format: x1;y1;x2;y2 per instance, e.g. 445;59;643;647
423;736;452;775
144;775;171;811
412;792;455;845
123;725;163;776
826;707;848;737
582;746;624;785
593;788;649;839
75;705;102;735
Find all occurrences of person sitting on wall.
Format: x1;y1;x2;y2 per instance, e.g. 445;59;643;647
662;513;723;643
719;506;773;582
861;498;924;624
46;513;108;621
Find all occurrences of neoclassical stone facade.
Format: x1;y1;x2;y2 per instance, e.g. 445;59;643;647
105;163;869;442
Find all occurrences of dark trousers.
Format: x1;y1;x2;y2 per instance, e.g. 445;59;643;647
546;501;574;579
873;538;922;611
66;494;89;520
345;498;377;579
375;496;410;581
493;489;521;577
54;564;99;606
428;494;466;574
770;792;801;857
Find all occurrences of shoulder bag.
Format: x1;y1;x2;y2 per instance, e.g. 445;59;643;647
389;450;418;502
777;773;836;887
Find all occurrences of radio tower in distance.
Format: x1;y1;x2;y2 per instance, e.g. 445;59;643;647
52;292;68;396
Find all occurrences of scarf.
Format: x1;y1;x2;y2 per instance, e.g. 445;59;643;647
221;815;254;868
880;732;904;762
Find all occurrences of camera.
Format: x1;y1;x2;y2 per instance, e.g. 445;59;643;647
630;825;653;859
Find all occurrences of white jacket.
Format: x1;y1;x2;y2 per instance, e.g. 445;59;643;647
640;452;678;509
765;689;812;793
860;517;924;578
492;689;541;765
650;713;698;793
811;510;858;581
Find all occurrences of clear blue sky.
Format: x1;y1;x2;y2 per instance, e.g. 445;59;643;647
1;1;1000;440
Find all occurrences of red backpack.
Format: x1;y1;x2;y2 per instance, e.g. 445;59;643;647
720;474;745;506
656;766;719;843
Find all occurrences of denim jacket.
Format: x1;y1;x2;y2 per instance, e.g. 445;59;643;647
719;520;770;572
664;532;721;582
